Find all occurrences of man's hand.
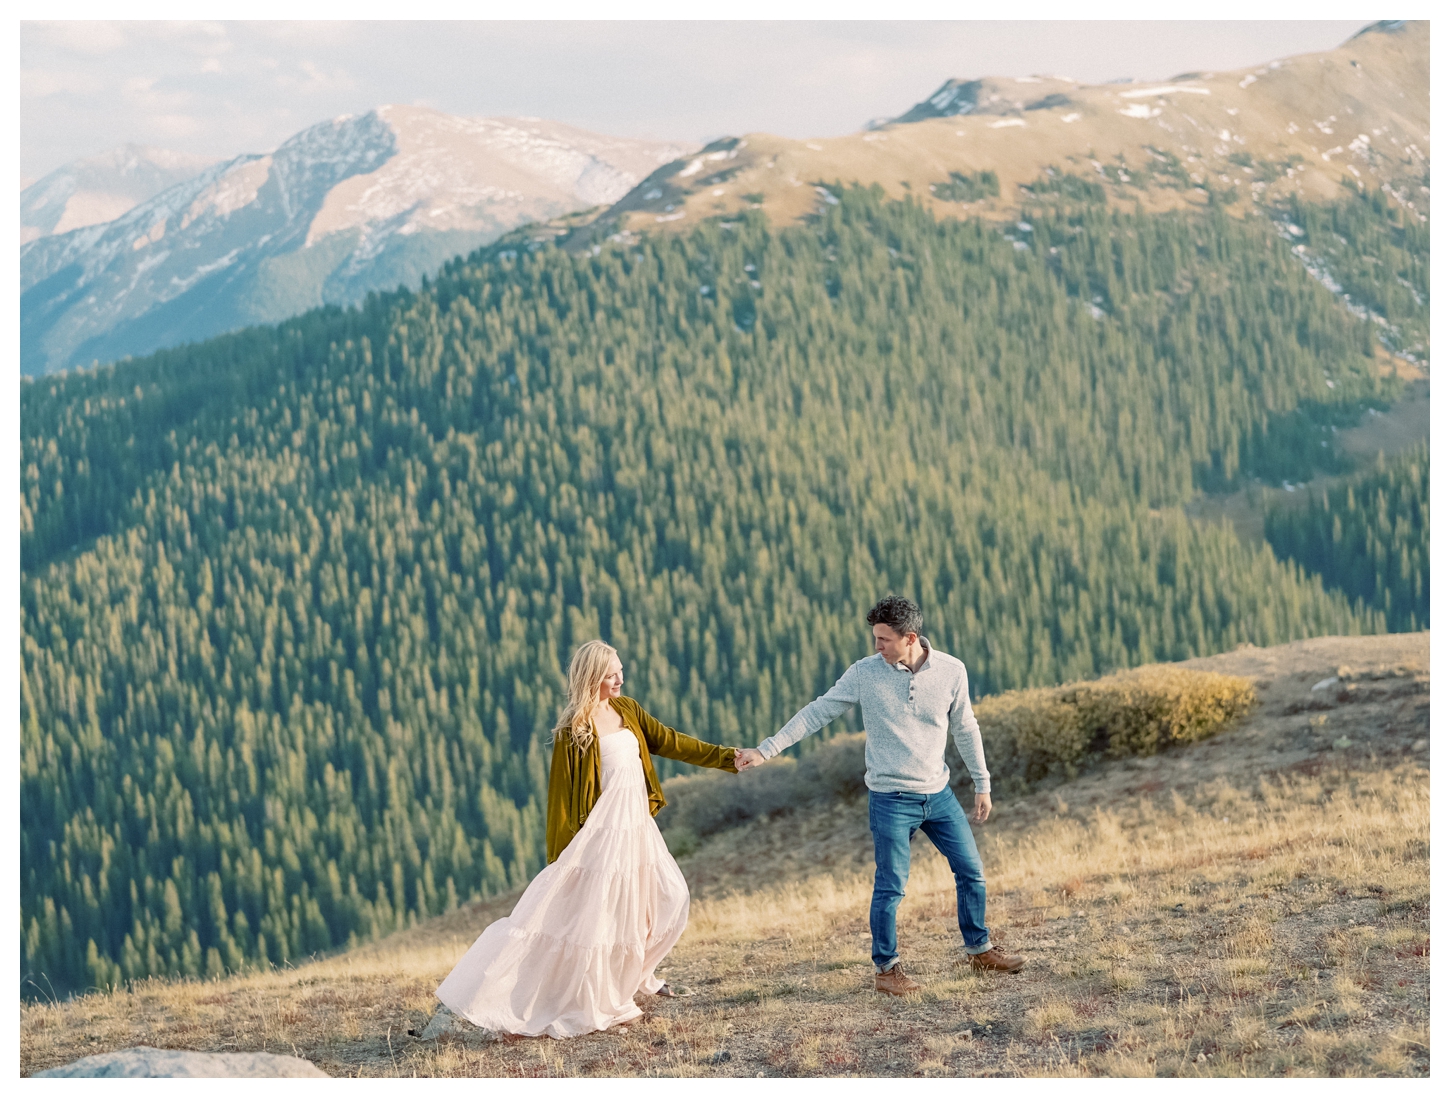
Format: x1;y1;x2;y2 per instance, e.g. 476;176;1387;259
734;748;765;771
970;793;992;823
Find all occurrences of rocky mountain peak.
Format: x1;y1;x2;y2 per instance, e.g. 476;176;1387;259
20;109;693;376
21;144;220;244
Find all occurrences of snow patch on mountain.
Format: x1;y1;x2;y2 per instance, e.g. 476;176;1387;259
1118;86;1211;99
304;106;685;249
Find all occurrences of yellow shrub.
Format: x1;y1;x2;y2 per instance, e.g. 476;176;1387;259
962;666;1256;794
1066;666;1257;758
975;690;1084;784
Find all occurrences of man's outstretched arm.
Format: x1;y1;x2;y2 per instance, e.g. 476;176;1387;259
736;664;860;771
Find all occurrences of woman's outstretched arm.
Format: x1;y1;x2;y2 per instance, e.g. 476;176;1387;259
627;699;739;772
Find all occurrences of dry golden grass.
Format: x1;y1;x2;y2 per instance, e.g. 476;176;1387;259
20;634;1429;1078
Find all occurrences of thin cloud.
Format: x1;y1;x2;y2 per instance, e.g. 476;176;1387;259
20;67;105;98
21;19;1369;180
25;20;130;55
280;59;359;93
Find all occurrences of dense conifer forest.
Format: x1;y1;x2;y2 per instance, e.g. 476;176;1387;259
1282;188;1430;361
20;186;1421;996
1266;442;1429;632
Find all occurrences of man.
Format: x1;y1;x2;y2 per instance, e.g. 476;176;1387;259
735;595;1023;994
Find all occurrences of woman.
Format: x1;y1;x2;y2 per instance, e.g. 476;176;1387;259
435;640;741;1038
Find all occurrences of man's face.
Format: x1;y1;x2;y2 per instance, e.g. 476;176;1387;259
873;624;916;665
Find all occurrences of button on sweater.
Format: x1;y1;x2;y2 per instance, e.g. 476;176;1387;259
755;640;990;794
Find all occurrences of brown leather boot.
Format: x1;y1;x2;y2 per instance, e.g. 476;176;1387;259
874;962;922;995
967;946;1025;973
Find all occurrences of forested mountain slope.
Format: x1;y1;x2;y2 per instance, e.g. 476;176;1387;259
1266;442;1428;632
21;187;1406;997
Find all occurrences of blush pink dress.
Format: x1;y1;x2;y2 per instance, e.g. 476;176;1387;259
435;729;691;1037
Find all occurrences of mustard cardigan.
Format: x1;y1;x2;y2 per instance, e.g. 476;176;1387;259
545;695;738;863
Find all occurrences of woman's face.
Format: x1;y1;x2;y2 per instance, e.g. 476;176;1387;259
597;655;624;701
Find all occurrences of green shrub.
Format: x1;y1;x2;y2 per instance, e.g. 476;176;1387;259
930;170;1000;203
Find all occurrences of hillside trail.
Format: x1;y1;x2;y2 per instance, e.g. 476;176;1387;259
20;632;1429;1078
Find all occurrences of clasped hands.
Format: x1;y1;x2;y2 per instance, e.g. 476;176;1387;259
733;747;765;771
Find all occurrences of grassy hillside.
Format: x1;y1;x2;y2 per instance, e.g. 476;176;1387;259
593;22;1429;244
20;633;1429;1078
23;180;1422;998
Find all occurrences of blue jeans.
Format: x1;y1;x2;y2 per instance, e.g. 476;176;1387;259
867;787;990;970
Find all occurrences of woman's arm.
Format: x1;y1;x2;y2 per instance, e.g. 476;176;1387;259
628;700;739;773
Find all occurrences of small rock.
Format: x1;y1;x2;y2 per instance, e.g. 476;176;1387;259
706;1050;733;1064
35;1047;328;1078
420;1005;498;1042
1196;1051;1208;1063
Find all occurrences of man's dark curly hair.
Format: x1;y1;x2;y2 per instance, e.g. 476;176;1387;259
866;594;923;638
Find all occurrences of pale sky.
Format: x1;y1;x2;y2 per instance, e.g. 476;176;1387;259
21;19;1370;183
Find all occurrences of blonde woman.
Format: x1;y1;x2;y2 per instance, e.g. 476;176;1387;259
435;640;741;1037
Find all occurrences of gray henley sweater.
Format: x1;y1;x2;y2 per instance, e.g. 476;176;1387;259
755;639;990;794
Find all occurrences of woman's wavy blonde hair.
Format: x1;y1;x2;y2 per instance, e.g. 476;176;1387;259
552;639;620;752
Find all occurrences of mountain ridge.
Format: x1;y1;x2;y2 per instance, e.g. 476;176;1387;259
578;21;1428;247
20;108;693;376
21;144;220;246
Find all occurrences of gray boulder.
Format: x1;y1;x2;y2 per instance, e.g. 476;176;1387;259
34;1046;329;1078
